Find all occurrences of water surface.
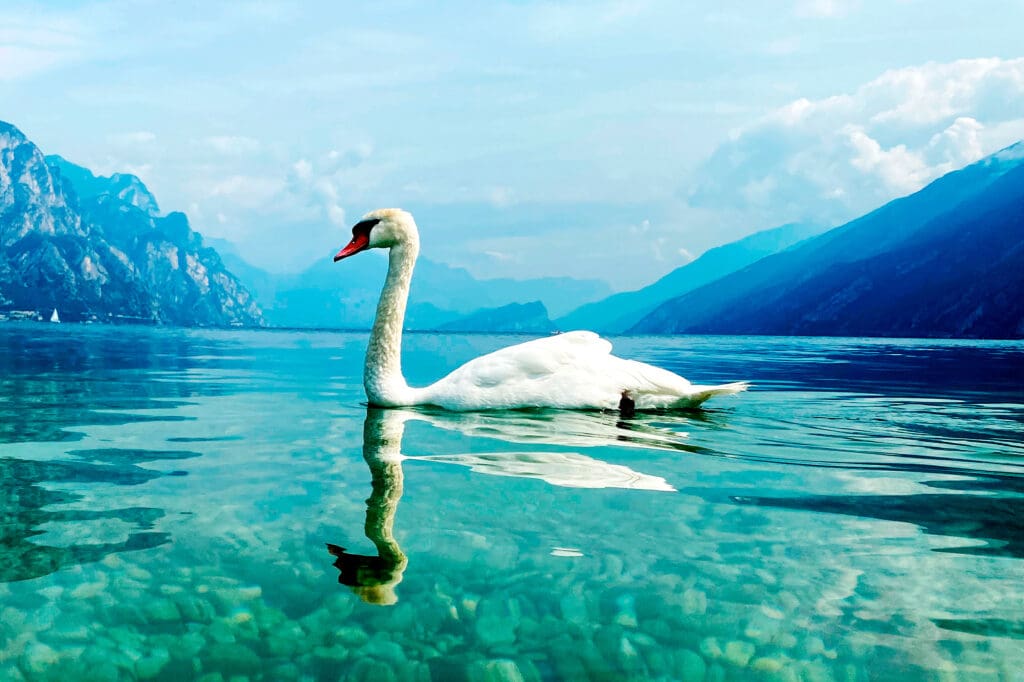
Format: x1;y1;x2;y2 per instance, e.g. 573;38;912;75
1;324;1022;681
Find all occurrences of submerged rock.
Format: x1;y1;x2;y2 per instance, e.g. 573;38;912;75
699;637;723;660
466;658;526;682
143;597;180;623
359;637;407;665
559;589;589;625
613;593;639;629
682;588;708;615
674;649;707;680
475;597;520;648
135;648;171;679
21;641;59;676
723;640;756;667
203;642;261;677
333;626;371;648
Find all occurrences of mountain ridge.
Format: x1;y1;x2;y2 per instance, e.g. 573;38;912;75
556;222;824;333
217;240;609;330
632;142;1024;338
438;301;557;333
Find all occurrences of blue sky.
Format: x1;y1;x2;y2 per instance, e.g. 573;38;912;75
2;1;1023;288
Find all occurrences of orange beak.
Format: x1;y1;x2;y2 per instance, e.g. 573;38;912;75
334;233;370;262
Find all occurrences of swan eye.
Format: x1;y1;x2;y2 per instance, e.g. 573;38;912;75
352;218;382;239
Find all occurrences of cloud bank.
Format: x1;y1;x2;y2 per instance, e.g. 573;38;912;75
688;58;1024;225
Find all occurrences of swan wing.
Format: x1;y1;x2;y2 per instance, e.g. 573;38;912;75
420;331;617;409
420;330;739;410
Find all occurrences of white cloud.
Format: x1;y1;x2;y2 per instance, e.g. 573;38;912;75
764;37;801;56
291;159;314;182
119;163;153;179
488;186;515;208
845;125;929;194
484;250;514;262
0;12;91;80
204;135;261;155
0;45;70;80
207;175;284;207
794;0;856;18
688;58;1024;225
108;131;156;146
182;141;379;271
527;0;653;42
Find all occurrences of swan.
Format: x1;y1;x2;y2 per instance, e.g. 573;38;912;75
334;208;748;412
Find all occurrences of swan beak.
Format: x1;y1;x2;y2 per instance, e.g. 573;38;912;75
334;234;370;262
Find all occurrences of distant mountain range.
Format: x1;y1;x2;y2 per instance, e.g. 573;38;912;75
632;143;1024;338
4;118;1020;338
215;240;611;331
0;121;262;326
556;222;825;333
439;301;556;333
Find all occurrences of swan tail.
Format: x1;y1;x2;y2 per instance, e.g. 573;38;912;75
677;381;750;408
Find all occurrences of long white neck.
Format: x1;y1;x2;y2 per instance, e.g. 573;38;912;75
364;240;420;406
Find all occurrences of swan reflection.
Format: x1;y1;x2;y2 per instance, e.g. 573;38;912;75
329;407;692;604
409;406;711;456
326;409;408;605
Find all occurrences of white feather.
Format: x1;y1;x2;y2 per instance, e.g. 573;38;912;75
420;331;747;410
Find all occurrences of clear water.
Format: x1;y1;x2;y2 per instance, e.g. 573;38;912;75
1;324;1022;682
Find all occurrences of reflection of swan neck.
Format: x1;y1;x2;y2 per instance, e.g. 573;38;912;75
364;242;419;407
365;452;405;564
362;410;407;562
362;408;409;460
331;409;409;606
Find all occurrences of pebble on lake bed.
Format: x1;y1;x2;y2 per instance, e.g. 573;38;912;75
723;640;756;667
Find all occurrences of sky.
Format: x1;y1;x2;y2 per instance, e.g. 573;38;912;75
2;0;1023;289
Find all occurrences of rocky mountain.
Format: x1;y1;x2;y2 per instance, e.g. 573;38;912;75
47;155;161;217
438;301;556;333
556;222;823;333
632;143;1024;338
0;121;262;326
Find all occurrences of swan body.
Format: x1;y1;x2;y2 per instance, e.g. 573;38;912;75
334;209;748;412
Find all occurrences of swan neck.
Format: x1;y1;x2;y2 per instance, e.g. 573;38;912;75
365;241;419;405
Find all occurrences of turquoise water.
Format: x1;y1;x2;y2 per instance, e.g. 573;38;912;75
1;324;1022;682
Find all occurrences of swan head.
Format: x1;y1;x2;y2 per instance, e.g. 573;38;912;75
334;208;419;262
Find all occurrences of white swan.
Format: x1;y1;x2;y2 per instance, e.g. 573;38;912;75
334;208;748;412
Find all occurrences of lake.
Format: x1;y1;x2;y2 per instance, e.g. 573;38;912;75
1;323;1022;681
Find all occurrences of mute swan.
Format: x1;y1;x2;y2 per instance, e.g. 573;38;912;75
334;208;748;412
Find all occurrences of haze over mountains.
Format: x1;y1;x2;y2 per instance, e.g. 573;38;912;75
2;119;1022;338
556;222;825;333
214;239;610;331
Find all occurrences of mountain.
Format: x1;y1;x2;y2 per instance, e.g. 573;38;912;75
0;121;262;326
223;248;611;330
438;301;556;333
556;222;823;333
632;143;1024;338
46;155;160;217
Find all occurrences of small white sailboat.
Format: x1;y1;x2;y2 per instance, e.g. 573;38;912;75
50;308;60;323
